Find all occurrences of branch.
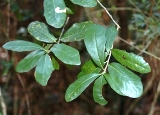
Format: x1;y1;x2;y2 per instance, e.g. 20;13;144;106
96;0;120;30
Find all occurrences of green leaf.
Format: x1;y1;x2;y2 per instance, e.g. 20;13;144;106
65;73;100;102
104;74;125;96
52;56;60;70
77;60;101;78
93;76;108;105
61;21;93;42
28;21;57;43
35;54;54;86
84;24;107;67
81;60;96;74
3;40;43;52
44;0;67;28
106;62;143;98
105;26;118;52
16;50;45;73
111;49;151;73
51;43;81;65
70;0;97;7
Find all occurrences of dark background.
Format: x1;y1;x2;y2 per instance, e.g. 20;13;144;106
0;0;160;115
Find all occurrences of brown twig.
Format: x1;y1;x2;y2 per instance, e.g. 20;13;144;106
117;37;160;61
17;74;31;115
148;80;160;115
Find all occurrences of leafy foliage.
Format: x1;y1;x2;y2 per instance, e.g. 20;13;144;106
2;0;151;105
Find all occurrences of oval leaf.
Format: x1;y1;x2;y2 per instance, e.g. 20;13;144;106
84;24;107;67
28;21;57;43
3;40;43;52
105;26;118;53
35;54;54;86
107;62;143;98
70;0;97;7
93;76;108;105
44;0;67;28
51;43;80;65
104;74;125;96
65;73;100;102
61;21;93;42
111;49;151;73
16;50;45;73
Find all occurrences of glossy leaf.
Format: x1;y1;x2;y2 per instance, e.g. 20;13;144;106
104;74;125;96
84;24;107;67
61;21;93;42
28;21;57;43
44;0;67;28
52;56;60;70
107;62;143;98
105;26;118;53
16;50;45;73
3;40;43;52
35;54;54;86
93;76;108;105
70;0;97;7
65;73;100;102
51;43;80;65
111;49;151;73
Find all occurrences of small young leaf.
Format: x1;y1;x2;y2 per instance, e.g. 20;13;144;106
3;40;43;52
111;49;151;73
65;73;100;102
93;76;108;105
35;54;54;86
107;62;143;98
84;24;107;67
51;43;81;65
70;0;97;7
16;50;45;73
44;0;67;28
105;26;118;52
28;21;57;43
81;60;96;74
52;56;60;70
61;21;93;42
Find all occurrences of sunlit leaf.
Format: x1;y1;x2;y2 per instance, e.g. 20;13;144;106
44;0;67;28
35;54;54;86
70;0;97;7
93;76;108;105
16;50;45;72
106;62;143;98
61;21;93;42
111;49;151;73
3;40;43;52
65;73;100;102
51;43;80;65
28;21;57;43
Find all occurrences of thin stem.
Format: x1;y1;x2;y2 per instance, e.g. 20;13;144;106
96;0;120;30
0;88;7;115
57;17;70;43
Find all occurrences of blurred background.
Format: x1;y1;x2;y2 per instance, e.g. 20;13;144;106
0;0;160;115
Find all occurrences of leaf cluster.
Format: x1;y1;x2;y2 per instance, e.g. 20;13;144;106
3;0;151;105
